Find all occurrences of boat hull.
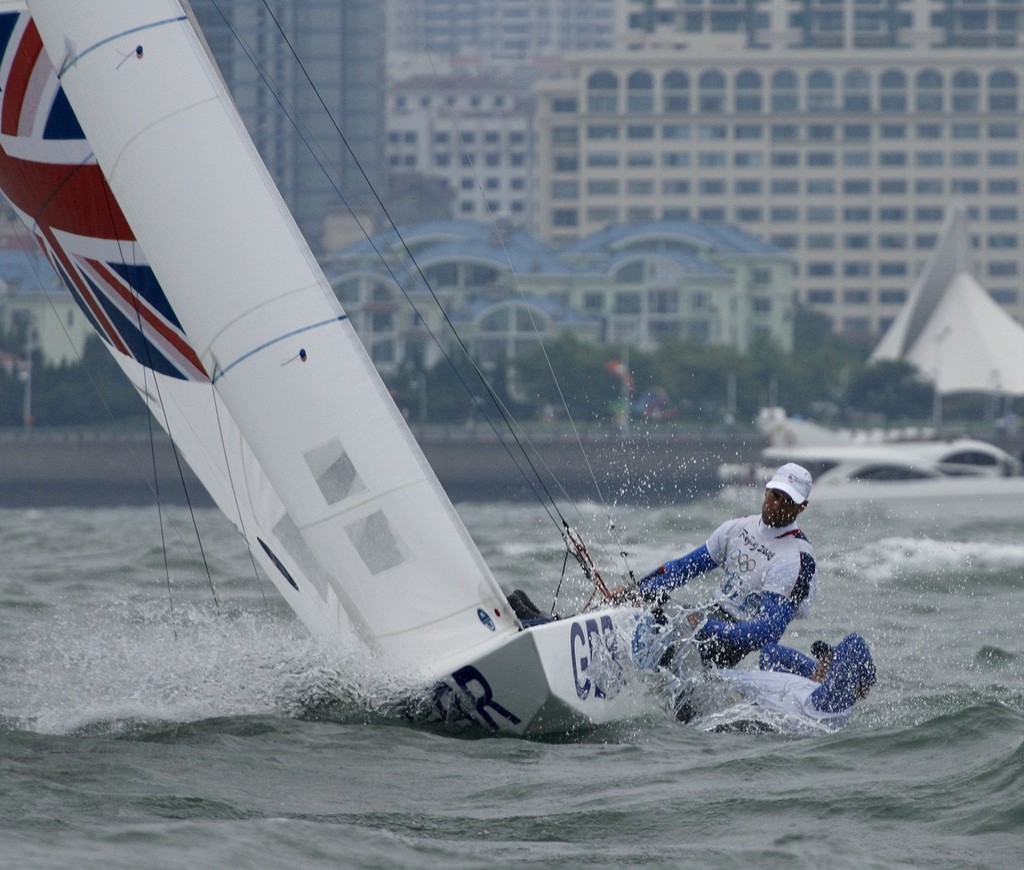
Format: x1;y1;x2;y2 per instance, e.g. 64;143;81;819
419;605;652;736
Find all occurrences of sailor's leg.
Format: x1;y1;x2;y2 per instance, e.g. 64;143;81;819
809;634;876;713
507;589;543;620
759;642;817;678
673;684;697;723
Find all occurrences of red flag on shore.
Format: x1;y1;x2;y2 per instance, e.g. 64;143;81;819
604;359;634;393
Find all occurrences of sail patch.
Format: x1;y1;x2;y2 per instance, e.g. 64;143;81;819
305;439;366;504
346;510;404;575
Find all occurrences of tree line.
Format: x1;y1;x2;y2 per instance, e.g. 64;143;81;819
387;308;949;430
0;308;977;431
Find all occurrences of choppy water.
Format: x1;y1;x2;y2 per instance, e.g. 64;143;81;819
1;493;1022;868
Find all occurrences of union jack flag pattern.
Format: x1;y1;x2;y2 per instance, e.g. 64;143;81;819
0;11;206;381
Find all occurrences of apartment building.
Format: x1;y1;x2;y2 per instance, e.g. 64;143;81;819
535;0;1024;338
387;0;618;59
387;75;536;224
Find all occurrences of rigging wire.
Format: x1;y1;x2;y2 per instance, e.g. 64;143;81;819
421;52;637;590
256;3;567;519
208;364;268;608
7;232;208;607
8;148;223;618
230;0;627;602
95;152;222;614
5;4;626;615
204;0;575;563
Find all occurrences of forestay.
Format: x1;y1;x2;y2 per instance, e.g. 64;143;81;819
23;0;519;675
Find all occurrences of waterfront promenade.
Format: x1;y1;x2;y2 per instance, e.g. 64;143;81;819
0;427;765;507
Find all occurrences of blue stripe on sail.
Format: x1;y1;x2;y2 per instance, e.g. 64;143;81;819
52;258;112;344
43;87;86;140
80;270;190;380
0;13;19;66
107;262;184;331
58;16;188;77
212;315;348;383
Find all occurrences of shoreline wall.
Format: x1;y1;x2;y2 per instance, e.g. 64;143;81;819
0;429;765;507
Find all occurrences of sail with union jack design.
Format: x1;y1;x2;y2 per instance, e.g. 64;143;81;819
0;12;205;380
0;2;354;643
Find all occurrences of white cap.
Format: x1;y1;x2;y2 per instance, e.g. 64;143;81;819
766;462;812;504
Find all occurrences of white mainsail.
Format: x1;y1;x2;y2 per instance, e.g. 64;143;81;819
23;0;519;676
0;1;353;641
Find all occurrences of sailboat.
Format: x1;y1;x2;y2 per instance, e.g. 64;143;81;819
0;1;656;735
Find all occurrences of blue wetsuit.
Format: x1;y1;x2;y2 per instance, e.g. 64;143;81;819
759;634;877;713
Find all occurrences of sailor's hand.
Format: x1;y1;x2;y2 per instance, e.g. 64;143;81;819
810;640;834;682
686;611;703;628
610;583;670;608
609;584;644;605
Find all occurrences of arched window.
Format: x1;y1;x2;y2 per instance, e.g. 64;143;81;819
807;70;835;111
735;69;762;113
587;70;618;113
916;69;943;112
627;70;654;112
476;303;549;364
424;262;458;286
614;260;645;283
843;69;871;112
698;69;726;112
466;264;499;286
771;69;798;112
371;282;395;303
663;70;690;112
333;277;361;305
952;69;979;112
879;69;906;112
988;69;1018;112
516;307;543;333
480;308;510;332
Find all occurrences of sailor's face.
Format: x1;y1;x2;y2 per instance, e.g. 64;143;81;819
761;487;806;528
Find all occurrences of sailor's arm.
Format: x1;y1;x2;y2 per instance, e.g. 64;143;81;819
635;544;719;599
694;592;797;660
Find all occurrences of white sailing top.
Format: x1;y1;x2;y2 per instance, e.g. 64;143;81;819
705;515;817;621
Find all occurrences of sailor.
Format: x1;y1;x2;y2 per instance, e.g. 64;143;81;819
758;634;877;713
620;462;816;668
714;633;877;730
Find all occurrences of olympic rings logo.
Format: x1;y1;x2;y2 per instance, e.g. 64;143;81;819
730;549;756;573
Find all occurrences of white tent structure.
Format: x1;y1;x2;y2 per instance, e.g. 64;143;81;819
871;205;1024;396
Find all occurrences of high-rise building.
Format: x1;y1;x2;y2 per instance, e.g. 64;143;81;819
387;0;618;60
621;0;1022;51
189;0;386;253
534;0;1024;338
386;74;535;224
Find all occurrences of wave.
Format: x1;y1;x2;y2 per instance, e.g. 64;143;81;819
838;536;1024;586
1;592;416;735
